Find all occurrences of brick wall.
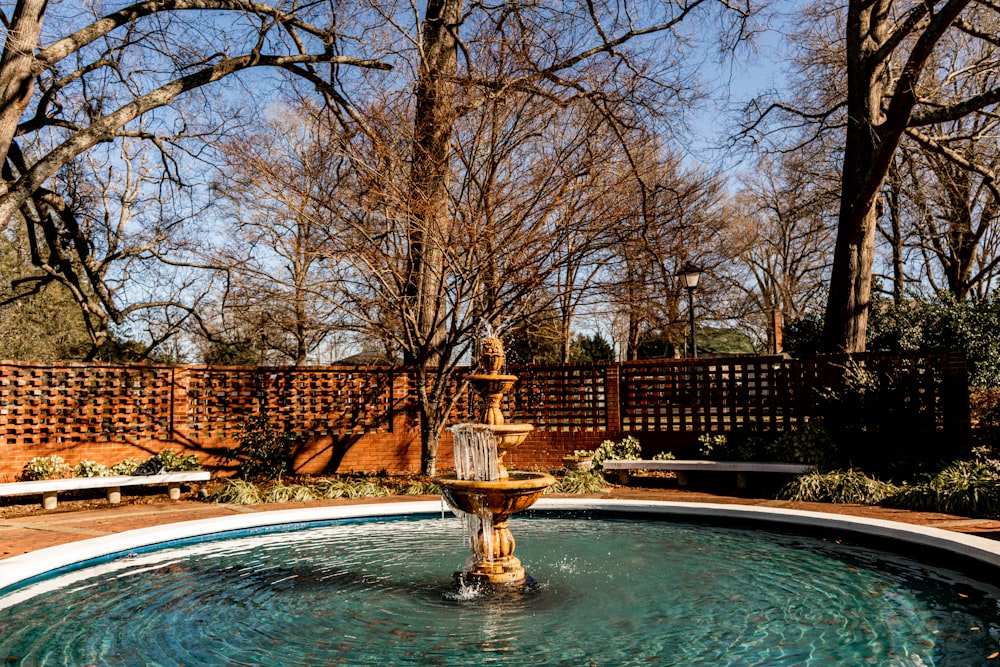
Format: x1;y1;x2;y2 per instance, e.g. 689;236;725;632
0;352;971;480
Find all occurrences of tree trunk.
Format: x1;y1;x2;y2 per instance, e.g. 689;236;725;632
421;410;440;477
0;0;47;172
823;0;973;351
822;0;891;353
408;0;462;474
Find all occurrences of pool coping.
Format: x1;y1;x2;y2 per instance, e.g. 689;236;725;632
3;497;1000;592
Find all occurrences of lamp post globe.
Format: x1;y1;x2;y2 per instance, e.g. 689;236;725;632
678;265;701;357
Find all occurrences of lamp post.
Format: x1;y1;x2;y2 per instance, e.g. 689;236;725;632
679;265;701;358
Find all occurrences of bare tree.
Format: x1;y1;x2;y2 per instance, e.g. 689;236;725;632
726;152;837;348
0;0;390;355
887;117;1000;300
366;0;752;473
746;0;1000;351
600;142;728;359
211;103;350;365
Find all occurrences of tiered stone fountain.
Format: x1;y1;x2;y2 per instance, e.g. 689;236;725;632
434;336;556;586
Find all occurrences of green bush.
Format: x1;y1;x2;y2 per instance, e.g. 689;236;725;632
790;293;1000;388
810;358;947;479
226;411;300;480
262;481;318;503
207;476;401;505
884;460;1000;517
697;423;835;468
207;478;262;504
781;451;1000;519
109;458;141;475
342;477;391;499
868;293;1000;389
592;435;642;473
73;460;109;477
158;448;201;472
19;455;71;481
311;478;349;499
549;469;608;494
779;469;899;505
397;480;440;495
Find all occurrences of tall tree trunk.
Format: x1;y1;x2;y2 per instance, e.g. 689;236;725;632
408;0;461;474
0;0;46;172
822;0;891;353
823;0;972;352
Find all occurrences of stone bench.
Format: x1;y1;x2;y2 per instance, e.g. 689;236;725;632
0;472;211;510
602;460;814;489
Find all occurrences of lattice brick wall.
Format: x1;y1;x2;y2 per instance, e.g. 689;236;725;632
0;362;174;446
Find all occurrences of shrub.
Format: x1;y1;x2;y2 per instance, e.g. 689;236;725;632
109;458;141;475
207;478;262;504
397;480;440;495
652;451;676;461
592;435;641;473
884;460;1000;517
262;481;318;503
697;424;835;468
342;477;391;498
312;478;349;499
810;359;946;479
158;448;201;472
549;469;608;494
227;411;300;480
19;455;71;481
73;460;109;477
779;469;899;505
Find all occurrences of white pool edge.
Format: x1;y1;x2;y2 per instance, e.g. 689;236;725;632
3;497;1000;591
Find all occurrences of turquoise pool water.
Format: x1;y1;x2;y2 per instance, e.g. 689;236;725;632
1;513;999;666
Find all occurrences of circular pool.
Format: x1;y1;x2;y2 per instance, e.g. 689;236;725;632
1;500;999;666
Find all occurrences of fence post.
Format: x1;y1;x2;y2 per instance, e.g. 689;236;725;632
605;363;621;433
941;351;971;443
170;367;191;440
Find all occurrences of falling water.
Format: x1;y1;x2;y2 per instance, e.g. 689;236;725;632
450;423;500;569
451;423;500;481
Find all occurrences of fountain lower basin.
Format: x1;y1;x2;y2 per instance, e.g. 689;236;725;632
435;471;556;585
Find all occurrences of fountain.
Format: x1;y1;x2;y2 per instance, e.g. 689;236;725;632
434;335;556;586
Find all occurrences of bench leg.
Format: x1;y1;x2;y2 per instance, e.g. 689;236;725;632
107;487;122;504
616;470;630;485
167;483;181;500
736;472;748;489
675;471;688;487
42;491;58;510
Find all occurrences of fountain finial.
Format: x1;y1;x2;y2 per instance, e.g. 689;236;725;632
480;336;505;375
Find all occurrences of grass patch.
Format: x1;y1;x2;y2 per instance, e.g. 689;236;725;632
208;475;398;505
883;460;1000;517
779;469;899;505
548;470;608;494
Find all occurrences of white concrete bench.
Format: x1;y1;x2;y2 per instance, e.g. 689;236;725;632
0;472;211;510
602;460;814;489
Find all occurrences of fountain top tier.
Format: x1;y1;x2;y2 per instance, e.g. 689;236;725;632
465;335;533;475
467;336;519;424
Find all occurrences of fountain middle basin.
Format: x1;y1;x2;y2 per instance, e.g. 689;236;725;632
435;471;557;520
3;499;1000;666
